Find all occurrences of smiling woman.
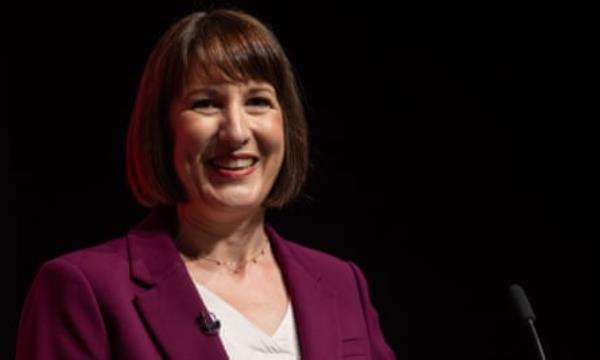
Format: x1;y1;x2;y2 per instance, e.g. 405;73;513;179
16;9;396;360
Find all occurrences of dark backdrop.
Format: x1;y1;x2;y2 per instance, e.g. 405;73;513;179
6;1;596;359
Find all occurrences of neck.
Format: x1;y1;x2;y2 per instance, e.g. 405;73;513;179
175;203;269;265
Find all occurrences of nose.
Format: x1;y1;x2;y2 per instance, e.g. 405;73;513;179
219;101;250;148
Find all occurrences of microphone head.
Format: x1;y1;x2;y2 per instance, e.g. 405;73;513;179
509;283;537;322
198;311;221;335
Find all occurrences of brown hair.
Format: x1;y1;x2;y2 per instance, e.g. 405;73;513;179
126;9;308;208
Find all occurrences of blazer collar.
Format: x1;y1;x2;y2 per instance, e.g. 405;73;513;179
266;223;341;358
127;209;340;359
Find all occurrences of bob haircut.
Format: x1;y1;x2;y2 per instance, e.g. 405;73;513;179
126;9;308;208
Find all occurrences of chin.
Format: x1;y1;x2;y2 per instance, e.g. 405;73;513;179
207;190;266;212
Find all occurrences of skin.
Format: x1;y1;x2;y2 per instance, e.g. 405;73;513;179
170;77;289;336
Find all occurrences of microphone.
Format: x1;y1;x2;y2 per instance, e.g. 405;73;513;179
198;311;221;335
509;284;547;360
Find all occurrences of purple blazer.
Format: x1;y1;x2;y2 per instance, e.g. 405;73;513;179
17;210;396;359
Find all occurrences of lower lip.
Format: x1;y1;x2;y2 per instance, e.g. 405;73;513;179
209;161;258;179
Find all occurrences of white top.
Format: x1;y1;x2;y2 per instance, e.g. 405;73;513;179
194;281;302;360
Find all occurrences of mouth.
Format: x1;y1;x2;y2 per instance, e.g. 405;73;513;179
207;154;259;178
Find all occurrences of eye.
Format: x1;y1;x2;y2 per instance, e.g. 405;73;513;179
191;99;219;110
246;97;273;108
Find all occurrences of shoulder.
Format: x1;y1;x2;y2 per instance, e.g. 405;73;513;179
36;236;130;291
17;244;118;359
282;238;350;269
55;235;128;268
273;233;367;295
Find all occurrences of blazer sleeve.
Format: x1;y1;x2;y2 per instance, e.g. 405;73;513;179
348;261;397;360
16;258;110;360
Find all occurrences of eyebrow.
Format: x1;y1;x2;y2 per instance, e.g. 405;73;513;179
247;87;276;95
185;88;220;98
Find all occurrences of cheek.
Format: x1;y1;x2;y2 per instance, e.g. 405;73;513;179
173;121;214;161
257;115;285;153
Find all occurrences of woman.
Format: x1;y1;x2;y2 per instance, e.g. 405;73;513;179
16;9;396;359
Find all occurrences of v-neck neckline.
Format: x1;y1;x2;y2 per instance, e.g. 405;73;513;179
194;281;292;340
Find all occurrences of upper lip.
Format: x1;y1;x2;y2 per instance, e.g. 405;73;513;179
208;152;260;162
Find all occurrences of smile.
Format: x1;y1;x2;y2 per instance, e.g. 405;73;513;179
210;157;257;170
207;155;259;178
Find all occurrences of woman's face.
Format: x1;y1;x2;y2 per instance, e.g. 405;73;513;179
170;78;285;214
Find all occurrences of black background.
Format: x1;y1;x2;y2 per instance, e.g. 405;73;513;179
5;0;597;358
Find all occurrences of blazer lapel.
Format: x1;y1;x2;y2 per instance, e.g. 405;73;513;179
127;210;228;360
267;225;342;359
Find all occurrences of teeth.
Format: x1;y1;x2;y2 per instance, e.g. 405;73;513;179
211;158;255;170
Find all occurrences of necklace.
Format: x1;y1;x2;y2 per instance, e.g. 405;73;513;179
176;231;270;273
200;246;267;274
